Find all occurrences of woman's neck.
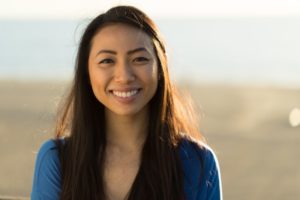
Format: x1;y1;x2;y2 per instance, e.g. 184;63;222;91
105;108;148;153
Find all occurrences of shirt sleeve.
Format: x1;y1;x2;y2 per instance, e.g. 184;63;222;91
199;145;223;200
179;139;223;200
31;139;62;200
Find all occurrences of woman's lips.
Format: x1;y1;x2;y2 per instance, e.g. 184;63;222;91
110;88;142;103
112;89;139;98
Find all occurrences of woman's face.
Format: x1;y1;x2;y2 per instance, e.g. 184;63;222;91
88;23;158;117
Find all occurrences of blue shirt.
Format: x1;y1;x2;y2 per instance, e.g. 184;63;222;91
31;139;222;200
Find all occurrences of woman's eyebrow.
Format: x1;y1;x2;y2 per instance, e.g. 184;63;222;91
96;47;149;56
96;50;116;55
127;47;149;55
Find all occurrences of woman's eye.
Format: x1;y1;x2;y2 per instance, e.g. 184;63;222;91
133;57;149;63
99;58;114;64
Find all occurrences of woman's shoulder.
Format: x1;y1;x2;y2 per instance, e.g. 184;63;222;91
33;139;61;170
177;136;223;199
37;139;59;155
31;139;62;199
177;136;220;177
34;139;62;169
178;136;217;163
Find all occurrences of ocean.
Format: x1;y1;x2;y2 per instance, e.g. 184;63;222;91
0;17;300;88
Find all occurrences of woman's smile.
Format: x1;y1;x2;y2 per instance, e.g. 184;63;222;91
110;88;140;97
109;88;142;104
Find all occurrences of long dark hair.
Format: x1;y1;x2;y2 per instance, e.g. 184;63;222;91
55;5;204;200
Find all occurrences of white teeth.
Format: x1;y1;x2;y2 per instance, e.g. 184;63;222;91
112;90;138;98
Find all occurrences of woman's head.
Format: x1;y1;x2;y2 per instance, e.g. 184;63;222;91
54;5;178;142
74;5;169;118
57;5;200;141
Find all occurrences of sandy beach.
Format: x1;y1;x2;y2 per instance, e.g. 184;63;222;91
0;80;299;199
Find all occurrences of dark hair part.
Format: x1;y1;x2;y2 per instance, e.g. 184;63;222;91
55;5;204;200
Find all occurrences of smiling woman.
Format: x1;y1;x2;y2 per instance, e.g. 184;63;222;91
30;5;222;200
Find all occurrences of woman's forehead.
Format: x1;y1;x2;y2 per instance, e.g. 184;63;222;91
90;23;154;53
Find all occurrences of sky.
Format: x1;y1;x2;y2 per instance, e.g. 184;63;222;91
1;0;300;19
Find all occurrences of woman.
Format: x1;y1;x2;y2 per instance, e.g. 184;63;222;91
31;5;222;200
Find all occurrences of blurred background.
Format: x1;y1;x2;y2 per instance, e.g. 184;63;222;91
0;0;300;199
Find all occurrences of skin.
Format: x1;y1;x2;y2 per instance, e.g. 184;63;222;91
88;23;159;200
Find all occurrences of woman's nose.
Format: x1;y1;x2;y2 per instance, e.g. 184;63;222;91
114;61;135;83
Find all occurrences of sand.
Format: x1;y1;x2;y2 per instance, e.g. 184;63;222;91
0;80;300;199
